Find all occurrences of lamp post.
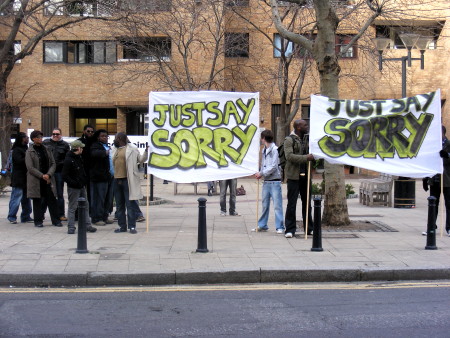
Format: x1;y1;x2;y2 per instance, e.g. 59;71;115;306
373;33;433;98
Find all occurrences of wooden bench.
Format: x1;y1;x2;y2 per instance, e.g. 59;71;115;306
359;173;393;207
174;181;219;195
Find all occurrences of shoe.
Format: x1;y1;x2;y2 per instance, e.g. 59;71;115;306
86;226;97;233
220;211;226;216
67;227;75;234
251;227;268;232
60;216;67;221
229;212;240;216
136;216;145;222
8;219;17;224
21;218;34;223
34;223;43;228
285;232;293;238
422;231;427;236
447;230;450;237
53;223;63;227
207;190;212;196
276;229;284;234
307;231;313;236
93;221;106;226
104;219;114;224
130;228;137;234
114;228;127;233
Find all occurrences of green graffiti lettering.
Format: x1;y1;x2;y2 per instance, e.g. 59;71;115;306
326;99;344;116
318;118;352;157
405;96;422;113
193;127;223;167
213;127;240;165
359;101;374;117
374;101;386;115
236;98;255;124
347;120;372;158
205;101;223;126
345;100;359;118
405;112;434;155
169;105;182;127
232;124;258;164
223;101;242;125
153;105;169;127
191;102;205;127
386;115;409;154
173;129;198;169
367;117;392;159
390;99;406;113
181;104;196;127
149;129;180;168
420;91;436;112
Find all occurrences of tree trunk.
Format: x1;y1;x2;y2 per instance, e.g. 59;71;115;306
0;82;13;168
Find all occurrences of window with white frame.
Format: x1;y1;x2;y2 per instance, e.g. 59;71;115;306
273;34;294;58
0;40;21;63
336;35;357;58
44;41;116;63
119;37;171;62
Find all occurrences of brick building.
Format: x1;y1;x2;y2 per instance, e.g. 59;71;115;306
1;0;449;138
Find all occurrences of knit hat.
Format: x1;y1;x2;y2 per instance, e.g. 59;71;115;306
70;140;85;149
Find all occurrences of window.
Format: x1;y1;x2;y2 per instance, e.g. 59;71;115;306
225;33;249;58
0;0;21;15
0;41;21;63
44;41;116;63
120;37;171;62
44;0;65;16
118;0;172;12
375;25;442;50
336;35;356;58
44;0;117;17
41;107;59;137
273;34;294;58
225;0;249;6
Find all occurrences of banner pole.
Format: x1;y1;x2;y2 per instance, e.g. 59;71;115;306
440;173;444;238
256;179;260;232
146;168;150;233
305;161;311;240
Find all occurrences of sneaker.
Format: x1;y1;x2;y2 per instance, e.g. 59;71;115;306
86;225;97;233
21;218;34;223
104;219;114;224
114;228;127;233
93;221;106;226
220;211;226;216
53;223;63;227
285;232;293;238
251;227;268;232
34;223;43;228
136;216;145;222
207;190;212;196
129;228;137;234
276;229;284;234
447;230;450;237
67;227;75;234
60;216;68;221
229;212;240;216
8;219;17;224
422;231;427;236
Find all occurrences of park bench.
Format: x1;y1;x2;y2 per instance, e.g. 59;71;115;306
359;173;393;207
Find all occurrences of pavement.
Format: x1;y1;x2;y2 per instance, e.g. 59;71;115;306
0;175;449;287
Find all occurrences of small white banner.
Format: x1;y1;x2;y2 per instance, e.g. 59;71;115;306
148;91;260;183
310;90;442;178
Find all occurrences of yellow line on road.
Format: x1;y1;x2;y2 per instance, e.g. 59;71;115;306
1;281;450;293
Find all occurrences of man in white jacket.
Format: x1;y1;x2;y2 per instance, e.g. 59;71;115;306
111;133;148;234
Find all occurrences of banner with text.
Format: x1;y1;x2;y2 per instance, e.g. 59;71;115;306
310;90;442;178
148;91;260;183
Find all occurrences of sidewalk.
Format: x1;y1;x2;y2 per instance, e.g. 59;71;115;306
0;176;449;287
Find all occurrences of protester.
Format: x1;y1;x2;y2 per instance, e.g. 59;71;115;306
90;129;114;226
253;130;284;233
422;125;450;237
111;132;148;234
7;132;33;224
284;119;315;238
219;179;239;216
43;127;70;221
77;124;95;208
62;140;97;234
25;130;62;228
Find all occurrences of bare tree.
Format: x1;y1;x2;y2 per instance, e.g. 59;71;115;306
0;0;120;167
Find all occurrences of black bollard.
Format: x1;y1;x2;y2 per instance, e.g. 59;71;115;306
150;174;154;201
311;197;323;252
196;197;209;253
76;197;88;254
425;196;438;250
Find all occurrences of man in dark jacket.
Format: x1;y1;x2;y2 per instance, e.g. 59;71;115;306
43;128;70;221
7;132;33;224
90;129;114;225
62;140;97;234
77;124;95;209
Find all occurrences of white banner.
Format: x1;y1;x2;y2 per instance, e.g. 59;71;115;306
148;91;260;183
310;90;442;178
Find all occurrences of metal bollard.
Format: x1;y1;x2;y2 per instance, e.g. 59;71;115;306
425;196;438;250
196;197;209;253
311;197;323;252
76;197;88;254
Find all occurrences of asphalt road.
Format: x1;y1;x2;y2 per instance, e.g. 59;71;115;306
1;281;449;337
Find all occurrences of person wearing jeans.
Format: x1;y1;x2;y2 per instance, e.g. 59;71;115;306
254;129;284;233
219;179;239;216
7;132;33;224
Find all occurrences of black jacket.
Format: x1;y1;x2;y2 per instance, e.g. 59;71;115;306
43;138;70;172
62;151;88;189
10;143;28;188
89;141;111;182
77;134;95;175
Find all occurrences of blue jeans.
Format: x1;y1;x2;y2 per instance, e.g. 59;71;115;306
114;178;136;230
8;187;32;222
258;181;284;230
220;179;237;213
90;180;112;223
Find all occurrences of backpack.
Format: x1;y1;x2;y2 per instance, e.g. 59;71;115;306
278;135;297;170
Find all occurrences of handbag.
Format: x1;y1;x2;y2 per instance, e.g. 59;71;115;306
236;185;246;196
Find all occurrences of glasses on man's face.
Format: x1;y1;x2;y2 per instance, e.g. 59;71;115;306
86;130;94;134
52;133;61;136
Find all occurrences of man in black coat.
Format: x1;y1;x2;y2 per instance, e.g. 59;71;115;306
62;140;97;234
7;132;33;224
77;124;95;209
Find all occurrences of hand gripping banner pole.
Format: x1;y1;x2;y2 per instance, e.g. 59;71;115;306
305;161;311;240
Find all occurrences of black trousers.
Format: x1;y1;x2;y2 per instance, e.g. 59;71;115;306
285;176;313;235
32;182;60;226
429;184;450;231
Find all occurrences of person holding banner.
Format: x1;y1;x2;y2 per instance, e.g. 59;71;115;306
422;125;450;237
253;130;284;234
284;119;315;238
111;133;148;234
